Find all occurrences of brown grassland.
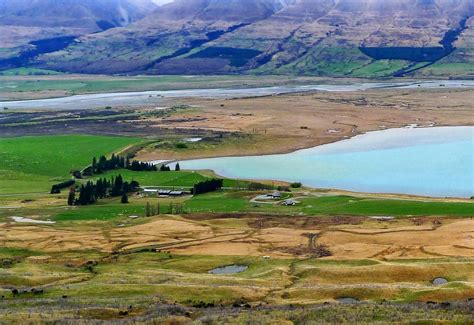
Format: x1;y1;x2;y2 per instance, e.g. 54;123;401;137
2;215;473;259
1;213;473;323
137;88;474;160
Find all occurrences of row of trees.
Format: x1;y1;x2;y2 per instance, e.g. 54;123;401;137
128;160;158;172
86;154;182;175
191;179;223;195
67;174;139;206
86;154;157;175
145;202;185;216
159;163;180;172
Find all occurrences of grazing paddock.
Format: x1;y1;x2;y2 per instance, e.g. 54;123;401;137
0;135;141;194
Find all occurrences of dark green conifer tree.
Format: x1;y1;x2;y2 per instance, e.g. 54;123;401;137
67;190;75;206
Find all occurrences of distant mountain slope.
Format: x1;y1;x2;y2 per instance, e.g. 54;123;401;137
0;0;156;30
0;0;156;63
1;0;473;78
26;0;293;74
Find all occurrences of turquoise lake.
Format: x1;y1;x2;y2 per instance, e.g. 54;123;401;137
179;127;474;198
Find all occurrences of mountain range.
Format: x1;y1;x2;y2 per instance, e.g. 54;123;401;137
0;0;473;78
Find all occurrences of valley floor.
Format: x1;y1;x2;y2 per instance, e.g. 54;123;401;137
0;78;473;323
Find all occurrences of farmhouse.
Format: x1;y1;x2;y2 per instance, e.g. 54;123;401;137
158;189;188;197
158;189;171;195
169;191;185;196
270;191;281;199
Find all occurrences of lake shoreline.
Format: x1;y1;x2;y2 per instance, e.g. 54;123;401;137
170;126;472;200
183;166;474;202
148;123;473;164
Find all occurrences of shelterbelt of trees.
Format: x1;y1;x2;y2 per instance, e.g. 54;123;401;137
68;174;139;206
192;179;223;195
84;154;157;176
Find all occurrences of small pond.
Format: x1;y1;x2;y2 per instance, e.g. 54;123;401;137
432;277;448;286
336;297;360;304
208;265;248;274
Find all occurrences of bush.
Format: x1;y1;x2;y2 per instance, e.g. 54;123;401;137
247;182;273;191
290;182;302;188
50;180;75;194
160;164;171;171
192;179;223;195
155;141;173;149
312;244;332;257
175;142;188;149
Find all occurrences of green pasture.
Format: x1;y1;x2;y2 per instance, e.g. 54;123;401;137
0;135;141;194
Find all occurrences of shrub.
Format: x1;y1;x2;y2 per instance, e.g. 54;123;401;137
247;182;273;191
192;179;223;195
175;142;188;149
312;244;332;258
290;182;302;188
50;180;75;194
160;164;171;171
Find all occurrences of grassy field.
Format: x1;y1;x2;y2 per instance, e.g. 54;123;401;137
3;189;470;224
351;60;413;77
0;68;64;76
96;170;208;188
54;203;148;221
417;62;474;77
183;191;474;217
299;196;474;216
0;247;472;323
0;135;141;194
94;169;244;189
